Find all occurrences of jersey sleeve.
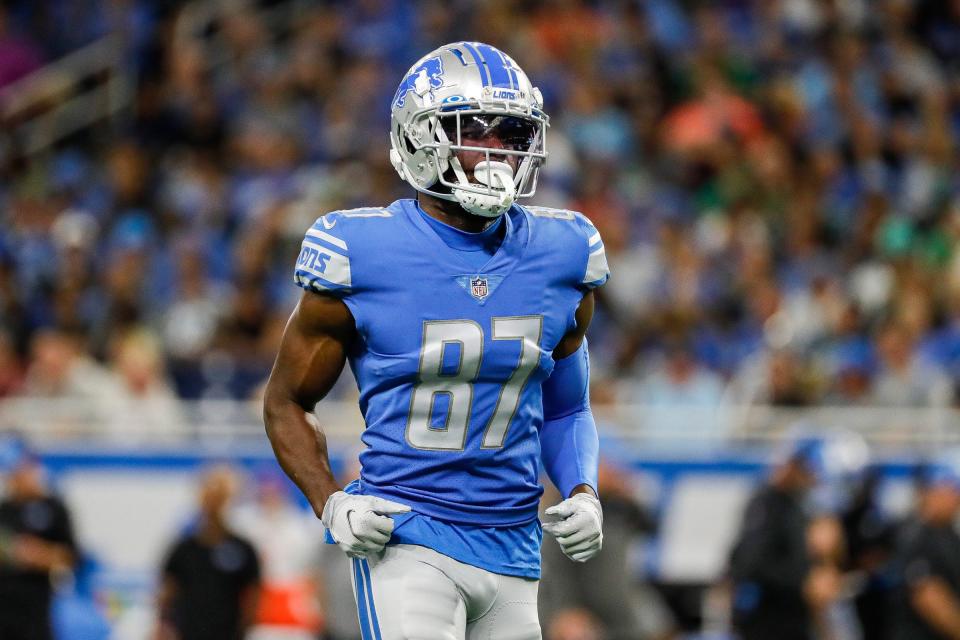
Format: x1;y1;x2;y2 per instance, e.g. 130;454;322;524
574;213;610;290
293;214;353;297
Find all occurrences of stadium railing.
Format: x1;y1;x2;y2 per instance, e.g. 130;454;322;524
0;34;133;156
0;397;957;451
0;397;940;618
0;0;303;158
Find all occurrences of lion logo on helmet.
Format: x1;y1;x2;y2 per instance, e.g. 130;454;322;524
393;57;445;109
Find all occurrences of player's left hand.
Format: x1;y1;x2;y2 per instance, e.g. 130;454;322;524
542;493;603;562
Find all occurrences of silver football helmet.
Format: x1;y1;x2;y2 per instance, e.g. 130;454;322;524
389;42;548;218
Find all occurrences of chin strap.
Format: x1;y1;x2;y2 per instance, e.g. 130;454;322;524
452;160;517;218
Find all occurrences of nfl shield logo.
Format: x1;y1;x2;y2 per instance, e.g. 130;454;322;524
470;277;489;300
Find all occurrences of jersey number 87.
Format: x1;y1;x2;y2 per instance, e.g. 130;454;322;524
405;316;543;451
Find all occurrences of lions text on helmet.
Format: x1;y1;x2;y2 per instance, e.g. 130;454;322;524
389;42;548;218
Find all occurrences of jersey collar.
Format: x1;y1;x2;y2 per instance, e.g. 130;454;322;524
401;199;529;276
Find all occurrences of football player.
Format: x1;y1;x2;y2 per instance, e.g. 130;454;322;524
263;42;609;639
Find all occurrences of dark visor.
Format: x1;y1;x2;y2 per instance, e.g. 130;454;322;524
440;114;538;152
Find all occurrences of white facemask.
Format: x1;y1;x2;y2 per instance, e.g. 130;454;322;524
453;160;516;218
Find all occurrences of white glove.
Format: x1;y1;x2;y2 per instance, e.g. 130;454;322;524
542;493;603;562
321;491;411;558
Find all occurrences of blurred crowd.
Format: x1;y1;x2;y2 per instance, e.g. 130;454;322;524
3;0;960;421
3;0;960;418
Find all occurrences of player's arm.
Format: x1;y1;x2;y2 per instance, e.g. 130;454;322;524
9;500;76;572
263;290;409;557
543;290;599;499
905;535;960;640
540;291;604;562
263;291;354;516
911;578;960;639
153;576;179;640
9;535;73;572
238;583;261;632
553;290;595;359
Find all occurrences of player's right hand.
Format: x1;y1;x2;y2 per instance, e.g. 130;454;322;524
321;491;411;558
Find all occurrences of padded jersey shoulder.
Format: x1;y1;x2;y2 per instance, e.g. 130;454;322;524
293;205;398;297
520;205;610;290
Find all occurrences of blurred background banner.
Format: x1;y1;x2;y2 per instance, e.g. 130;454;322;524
4;0;960;638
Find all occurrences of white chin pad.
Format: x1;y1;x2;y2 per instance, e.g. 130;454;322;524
454;161;516;218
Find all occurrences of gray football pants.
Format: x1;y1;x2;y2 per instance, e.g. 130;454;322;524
349;544;541;640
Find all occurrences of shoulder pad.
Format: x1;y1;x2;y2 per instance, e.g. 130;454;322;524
293;209;390;295
574;212;610;290
314;207;393;230
523;206;610;290
293;208;395;296
524;205;577;221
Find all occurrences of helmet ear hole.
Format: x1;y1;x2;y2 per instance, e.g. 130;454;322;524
407;149;439;188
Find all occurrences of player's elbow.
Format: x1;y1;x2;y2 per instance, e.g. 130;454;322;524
261;398;278;436
261;378;294;435
264;383;321;438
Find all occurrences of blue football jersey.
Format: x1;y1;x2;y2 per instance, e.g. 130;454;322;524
294;199;609;528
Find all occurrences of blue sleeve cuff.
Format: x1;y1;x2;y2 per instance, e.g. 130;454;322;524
540;341;599;496
540;409;599;497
